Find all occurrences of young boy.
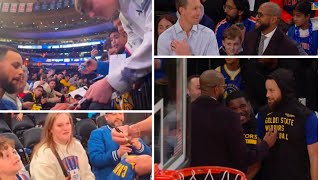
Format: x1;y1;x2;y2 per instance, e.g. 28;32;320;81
220;26;243;55
0;136;30;180
287;1;318;55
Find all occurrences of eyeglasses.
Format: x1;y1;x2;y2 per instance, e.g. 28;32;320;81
223;5;237;11
256;12;273;18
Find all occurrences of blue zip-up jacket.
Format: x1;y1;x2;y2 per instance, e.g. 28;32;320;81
88;125;151;180
287;20;318;55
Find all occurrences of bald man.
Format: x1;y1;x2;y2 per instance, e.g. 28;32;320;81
190;70;278;175
243;2;299;55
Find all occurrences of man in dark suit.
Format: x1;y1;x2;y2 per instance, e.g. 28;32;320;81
191;70;277;174
243;2;299;55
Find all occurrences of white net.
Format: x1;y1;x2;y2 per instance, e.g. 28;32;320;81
177;169;243;180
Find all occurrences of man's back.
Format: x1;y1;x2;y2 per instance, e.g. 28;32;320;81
191;95;248;172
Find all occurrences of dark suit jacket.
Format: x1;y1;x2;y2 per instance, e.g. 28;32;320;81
243;27;299;55
190;95;269;173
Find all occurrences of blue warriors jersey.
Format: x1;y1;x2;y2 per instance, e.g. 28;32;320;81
108;159;136;180
216;64;243;98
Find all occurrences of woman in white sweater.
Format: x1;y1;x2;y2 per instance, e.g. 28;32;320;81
30;113;95;180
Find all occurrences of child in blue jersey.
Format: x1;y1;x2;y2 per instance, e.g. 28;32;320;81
215;59;245;99
287;1;318;55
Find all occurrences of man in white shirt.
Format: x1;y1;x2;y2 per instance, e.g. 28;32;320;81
157;0;219;55
75;0;151;104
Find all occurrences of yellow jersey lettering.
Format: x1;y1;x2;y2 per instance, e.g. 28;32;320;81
279;132;289;140
121;165;128;178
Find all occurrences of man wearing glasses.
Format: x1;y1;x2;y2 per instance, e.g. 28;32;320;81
190;70;278;174
243;2;299;55
215;0;256;48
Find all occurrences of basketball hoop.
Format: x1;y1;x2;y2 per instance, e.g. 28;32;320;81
154;164;247;180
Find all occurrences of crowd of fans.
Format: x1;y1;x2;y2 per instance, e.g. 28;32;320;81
155;0;318;55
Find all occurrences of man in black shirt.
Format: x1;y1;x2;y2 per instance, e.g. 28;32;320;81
23;85;44;110
256;69;318;180
226;91;260;179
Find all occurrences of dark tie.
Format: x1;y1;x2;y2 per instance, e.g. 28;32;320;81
258;35;267;55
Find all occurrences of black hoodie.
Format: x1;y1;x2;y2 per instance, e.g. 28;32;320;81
258;69;312;180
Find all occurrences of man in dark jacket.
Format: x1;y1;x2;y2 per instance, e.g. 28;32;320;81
256;68;318;180
191;70;277;173
242;2;299;55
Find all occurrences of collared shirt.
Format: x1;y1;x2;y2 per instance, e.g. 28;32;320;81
261;27;277;53
106;0;152;94
157;21;220;55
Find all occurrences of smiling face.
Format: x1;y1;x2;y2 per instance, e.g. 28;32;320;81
227;97;251;125
255;4;276;32
266;79;282;109
222;37;242;55
224;0;241;23
0;50;23;94
110;31;127;53
0;142;22;177
180;0;202;25
51;113;73;145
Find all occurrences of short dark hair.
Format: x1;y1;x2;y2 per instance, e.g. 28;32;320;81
233;0;250;20
187;74;200;87
226;91;250;106
110;28;119;35
0;45;20;61
34;85;44;90
294;1;312;16
48;79;56;84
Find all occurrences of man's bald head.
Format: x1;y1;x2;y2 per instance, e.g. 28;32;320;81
260;2;281;18
200;70;224;92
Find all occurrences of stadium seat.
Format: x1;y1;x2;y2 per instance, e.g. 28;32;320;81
10;115;35;135
32;113;47;126
0;119;11;133
75;119;97;149
22;127;42;150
